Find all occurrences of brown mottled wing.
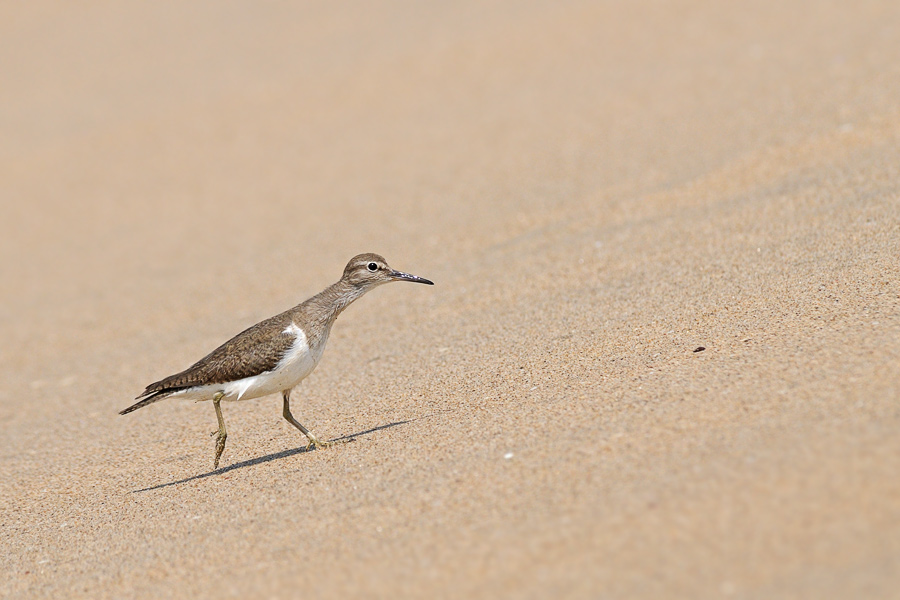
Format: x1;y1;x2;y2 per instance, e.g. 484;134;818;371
139;312;295;397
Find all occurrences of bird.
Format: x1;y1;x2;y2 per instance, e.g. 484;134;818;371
120;253;433;469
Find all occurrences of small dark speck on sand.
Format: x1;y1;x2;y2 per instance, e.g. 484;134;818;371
693;346;706;353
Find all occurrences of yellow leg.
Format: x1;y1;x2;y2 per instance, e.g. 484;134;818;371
212;392;227;469
281;390;344;450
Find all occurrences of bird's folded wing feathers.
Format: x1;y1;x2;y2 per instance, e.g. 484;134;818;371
138;314;297;397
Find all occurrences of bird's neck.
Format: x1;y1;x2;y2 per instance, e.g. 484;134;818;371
304;278;370;327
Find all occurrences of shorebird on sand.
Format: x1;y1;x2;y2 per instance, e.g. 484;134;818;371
120;253;433;469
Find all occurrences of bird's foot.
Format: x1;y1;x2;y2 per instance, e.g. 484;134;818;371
304;436;352;451
213;431;227;469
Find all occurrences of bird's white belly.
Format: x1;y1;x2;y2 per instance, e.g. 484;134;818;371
171;322;327;402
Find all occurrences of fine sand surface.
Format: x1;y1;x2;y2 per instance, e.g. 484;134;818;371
2;1;899;598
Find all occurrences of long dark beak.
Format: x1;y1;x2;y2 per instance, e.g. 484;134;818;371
389;270;434;285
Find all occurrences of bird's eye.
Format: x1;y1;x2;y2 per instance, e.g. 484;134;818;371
367;262;378;272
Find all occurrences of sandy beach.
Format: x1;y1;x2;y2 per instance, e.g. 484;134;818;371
2;1;899;597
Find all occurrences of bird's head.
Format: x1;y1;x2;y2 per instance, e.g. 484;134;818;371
342;253;434;289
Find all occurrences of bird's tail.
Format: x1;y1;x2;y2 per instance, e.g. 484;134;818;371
119;390;170;415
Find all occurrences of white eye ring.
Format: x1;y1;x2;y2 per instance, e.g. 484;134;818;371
367;262;378;272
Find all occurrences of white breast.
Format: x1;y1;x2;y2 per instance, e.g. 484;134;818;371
170;322;328;403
